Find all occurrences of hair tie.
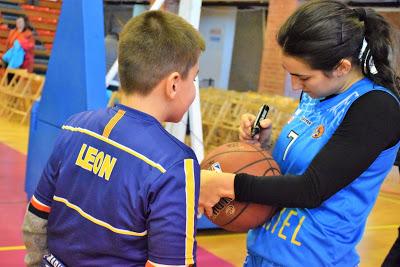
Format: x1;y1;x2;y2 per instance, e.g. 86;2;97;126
353;8;367;22
358;38;378;75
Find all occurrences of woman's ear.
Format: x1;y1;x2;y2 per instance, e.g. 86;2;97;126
333;59;352;77
165;72;181;99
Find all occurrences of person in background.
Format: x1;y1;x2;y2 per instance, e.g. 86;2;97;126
4;15;35;72
199;0;400;266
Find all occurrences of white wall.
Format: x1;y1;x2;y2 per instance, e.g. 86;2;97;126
199;7;237;90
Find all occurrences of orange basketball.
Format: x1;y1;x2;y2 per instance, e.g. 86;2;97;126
201;142;281;232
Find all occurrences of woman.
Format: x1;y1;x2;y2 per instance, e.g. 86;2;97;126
199;0;400;266
4;15;35;72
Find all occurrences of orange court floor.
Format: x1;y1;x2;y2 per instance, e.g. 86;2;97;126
0;116;399;267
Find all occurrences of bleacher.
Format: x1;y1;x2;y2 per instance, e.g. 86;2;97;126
0;0;61;74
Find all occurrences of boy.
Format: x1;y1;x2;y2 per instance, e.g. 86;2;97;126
23;10;205;267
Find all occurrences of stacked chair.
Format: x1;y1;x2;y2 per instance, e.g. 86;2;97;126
200;88;298;153
0;68;45;124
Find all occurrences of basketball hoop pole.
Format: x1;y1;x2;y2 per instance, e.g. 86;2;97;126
164;0;204;162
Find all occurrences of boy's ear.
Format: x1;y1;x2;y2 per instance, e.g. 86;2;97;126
333;59;352;77
165;72;181;99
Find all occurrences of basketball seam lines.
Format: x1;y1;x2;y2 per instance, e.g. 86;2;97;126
220;202;250;227
234;158;273;173
205;150;272;164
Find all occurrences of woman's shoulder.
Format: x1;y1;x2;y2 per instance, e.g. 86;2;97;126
358;90;399;108
22;29;33;37
351;90;400;138
352;90;399;119
7;28;17;36
338;90;399;149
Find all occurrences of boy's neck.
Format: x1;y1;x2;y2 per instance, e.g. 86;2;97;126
119;91;167;123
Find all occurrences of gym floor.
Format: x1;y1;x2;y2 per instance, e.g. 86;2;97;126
0;117;399;266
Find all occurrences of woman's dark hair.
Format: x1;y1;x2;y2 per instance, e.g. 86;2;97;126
277;0;399;97
16;15;32;32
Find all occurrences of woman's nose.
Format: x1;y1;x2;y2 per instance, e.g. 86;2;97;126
291;76;303;91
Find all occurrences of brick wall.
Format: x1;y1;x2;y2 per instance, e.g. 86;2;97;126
258;0;299;95
380;11;400;29
380;11;400;75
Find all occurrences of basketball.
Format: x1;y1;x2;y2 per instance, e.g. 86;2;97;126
200;142;281;232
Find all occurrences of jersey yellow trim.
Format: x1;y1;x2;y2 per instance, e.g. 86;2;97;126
53;196;147;237
62;125;166;173
184;159;195;265
102;109;126;138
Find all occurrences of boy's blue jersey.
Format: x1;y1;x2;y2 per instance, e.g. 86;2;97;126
246;78;400;266
33;104;200;266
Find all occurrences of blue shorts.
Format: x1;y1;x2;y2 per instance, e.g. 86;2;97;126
243;254;359;267
243;254;284;267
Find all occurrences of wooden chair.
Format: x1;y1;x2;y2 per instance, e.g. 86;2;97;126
199;88;298;152
19;74;45;123
0;68;45;123
0;69;27;116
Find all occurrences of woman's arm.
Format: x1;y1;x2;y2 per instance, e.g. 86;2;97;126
18;30;35;51
5;29;18;49
199;91;400;213
234;91;400;208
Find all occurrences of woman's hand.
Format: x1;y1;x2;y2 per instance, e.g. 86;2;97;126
238;113;273;150
198;170;235;218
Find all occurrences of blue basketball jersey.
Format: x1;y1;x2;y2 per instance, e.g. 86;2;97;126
32;104;200;266
246;78;400;266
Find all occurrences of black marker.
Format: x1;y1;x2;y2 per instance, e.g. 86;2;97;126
251;104;269;138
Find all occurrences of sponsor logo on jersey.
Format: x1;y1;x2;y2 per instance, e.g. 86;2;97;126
312;125;325;138
300;116;312;126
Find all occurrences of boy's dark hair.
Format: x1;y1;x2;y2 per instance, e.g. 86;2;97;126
277;0;399;97
118;11;205;96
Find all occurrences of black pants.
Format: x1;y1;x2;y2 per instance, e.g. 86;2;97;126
382;227;400;267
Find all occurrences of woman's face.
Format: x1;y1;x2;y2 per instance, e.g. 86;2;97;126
16;18;25;32
282;54;344;99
